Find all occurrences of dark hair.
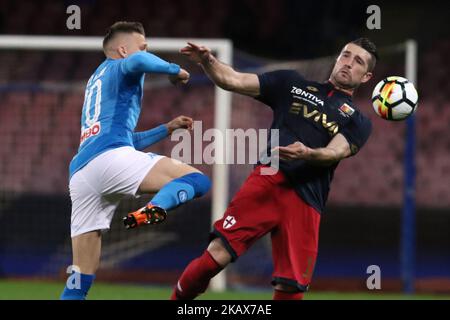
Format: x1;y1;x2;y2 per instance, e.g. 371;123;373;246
351;38;378;71
103;21;145;49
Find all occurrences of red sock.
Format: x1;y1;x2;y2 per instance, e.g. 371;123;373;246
170;250;223;300
273;290;304;300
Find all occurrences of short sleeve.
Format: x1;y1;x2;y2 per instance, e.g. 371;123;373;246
339;112;372;155
257;70;300;108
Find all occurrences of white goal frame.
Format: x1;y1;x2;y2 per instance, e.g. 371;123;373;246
0;35;232;291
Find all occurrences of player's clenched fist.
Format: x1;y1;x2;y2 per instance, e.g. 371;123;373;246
180;42;214;65
166;115;194;134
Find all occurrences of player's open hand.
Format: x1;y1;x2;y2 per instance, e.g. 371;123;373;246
272;141;311;161
180;42;213;65
166;116;194;135
169;68;190;85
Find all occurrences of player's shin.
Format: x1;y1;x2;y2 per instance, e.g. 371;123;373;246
124;173;211;229
60;272;95;300
151;172;211;210
170;250;222;300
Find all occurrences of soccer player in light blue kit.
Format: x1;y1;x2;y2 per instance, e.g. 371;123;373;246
60;22;211;300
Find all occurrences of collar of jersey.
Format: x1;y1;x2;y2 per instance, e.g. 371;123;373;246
325;80;353;97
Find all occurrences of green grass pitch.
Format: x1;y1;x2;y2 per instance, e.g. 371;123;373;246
0;279;449;300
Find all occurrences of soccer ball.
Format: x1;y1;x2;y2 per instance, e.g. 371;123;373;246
371;76;418;121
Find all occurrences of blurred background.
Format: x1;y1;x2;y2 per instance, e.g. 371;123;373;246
0;0;449;299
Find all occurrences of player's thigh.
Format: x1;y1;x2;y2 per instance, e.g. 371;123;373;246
271;191;321;291
70;166;121;237
211;168;281;261
138;157;201;194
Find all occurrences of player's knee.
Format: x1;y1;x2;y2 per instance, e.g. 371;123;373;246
207;238;232;267
178;172;211;198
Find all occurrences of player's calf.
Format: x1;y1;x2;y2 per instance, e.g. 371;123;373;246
149;172;211;210
170;250;223;300
61;231;100;300
171;238;230;300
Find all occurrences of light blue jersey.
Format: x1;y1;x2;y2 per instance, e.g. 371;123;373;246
69;51;180;179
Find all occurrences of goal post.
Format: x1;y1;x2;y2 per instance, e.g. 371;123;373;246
402;39;418;294
0;35;232;292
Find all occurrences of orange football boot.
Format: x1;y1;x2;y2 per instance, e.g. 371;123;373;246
123;204;167;229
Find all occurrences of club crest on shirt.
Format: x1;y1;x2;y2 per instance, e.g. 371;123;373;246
338;103;355;118
178;190;188;203
307;86;319;92
223;216;236;229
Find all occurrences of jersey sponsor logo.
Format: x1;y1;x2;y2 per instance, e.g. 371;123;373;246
289;102;339;136
80;121;101;145
223;216;236;229
291;86;324;106
338;103;355;118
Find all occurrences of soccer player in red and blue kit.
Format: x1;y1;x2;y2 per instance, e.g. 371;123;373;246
171;38;378;300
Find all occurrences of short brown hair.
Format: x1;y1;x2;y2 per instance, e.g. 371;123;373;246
351;38;378;72
103;21;145;49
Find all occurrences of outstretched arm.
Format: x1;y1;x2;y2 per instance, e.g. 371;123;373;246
122;51;190;84
133;116;193;151
180;42;260;97
272;134;352;166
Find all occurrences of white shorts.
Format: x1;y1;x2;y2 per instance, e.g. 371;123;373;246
69;146;164;237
